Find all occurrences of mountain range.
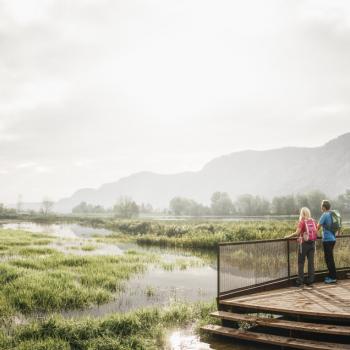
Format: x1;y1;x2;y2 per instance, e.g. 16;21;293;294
54;133;350;213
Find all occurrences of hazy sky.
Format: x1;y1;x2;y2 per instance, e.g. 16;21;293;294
1;0;350;203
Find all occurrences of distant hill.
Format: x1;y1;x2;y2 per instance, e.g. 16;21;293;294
54;133;350;213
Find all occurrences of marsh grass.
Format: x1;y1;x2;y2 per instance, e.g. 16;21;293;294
0;301;217;350
160;258;205;271
145;286;156;297
0;229;159;316
104;220;298;249
103;220;350;251
80;245;97;252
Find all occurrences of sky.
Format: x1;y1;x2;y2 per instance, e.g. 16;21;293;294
1;0;350;203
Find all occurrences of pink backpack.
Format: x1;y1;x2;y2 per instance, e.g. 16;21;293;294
303;219;317;242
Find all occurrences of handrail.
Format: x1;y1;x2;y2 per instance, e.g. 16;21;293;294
218;234;350;246
218;235;350;300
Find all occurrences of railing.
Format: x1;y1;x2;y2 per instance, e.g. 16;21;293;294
218;235;350;300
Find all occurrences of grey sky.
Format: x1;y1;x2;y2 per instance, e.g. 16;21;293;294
1;0;350;203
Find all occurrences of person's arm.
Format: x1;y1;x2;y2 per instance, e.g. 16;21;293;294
285;226;302;239
318;213;325;232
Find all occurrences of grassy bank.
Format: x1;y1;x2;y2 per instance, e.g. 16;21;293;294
0;301;217;350
100;220;350;249
103;220;297;249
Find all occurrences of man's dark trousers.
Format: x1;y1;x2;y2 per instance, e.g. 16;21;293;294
323;241;336;280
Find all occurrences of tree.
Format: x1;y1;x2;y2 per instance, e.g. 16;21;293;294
16;194;23;214
271;195;297;215
306;190;327;217
169;197;210;216
211;192;235;216
113;197;139;218
41;197;54;215
335;189;350;213
72;202;106;214
236;194;270;216
296;194;309;209
139;203;153;214
169;197;187;216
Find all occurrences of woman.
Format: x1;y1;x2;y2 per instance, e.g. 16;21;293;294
285;207;318;287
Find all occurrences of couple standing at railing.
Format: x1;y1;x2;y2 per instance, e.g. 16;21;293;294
285;200;341;287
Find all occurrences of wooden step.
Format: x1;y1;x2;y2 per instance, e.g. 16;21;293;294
201;324;350;350
211;311;350;336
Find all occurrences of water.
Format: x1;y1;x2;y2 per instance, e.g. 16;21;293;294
0;221;111;239
0;222;218;313
0;221;265;350
63;266;217;318
166;327;271;350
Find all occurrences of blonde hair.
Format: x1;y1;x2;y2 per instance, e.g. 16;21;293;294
299;207;311;221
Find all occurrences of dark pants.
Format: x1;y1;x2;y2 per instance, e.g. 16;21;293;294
297;241;315;285
323;241;337;280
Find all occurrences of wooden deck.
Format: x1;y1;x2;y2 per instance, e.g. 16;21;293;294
220;279;350;320
202;279;350;349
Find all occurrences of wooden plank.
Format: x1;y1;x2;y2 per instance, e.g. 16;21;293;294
220;280;350;320
220;299;350;319
201;324;350;350
211;311;350;336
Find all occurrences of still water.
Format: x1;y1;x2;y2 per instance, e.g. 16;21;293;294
1;221;219;305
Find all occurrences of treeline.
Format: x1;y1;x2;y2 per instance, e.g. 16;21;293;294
0;203;17;218
169;190;350;217
72;198;154;218
70;189;350;218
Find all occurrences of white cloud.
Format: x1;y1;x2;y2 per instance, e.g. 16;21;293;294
300;0;350;33
16;162;37;169
304;104;350;118
1;0;53;25
35;166;53;174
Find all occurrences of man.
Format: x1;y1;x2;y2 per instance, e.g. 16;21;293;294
317;200;337;283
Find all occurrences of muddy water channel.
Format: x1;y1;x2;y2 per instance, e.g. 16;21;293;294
1;222;266;350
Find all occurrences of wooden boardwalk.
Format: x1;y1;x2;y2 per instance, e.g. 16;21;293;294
221;279;350;319
202;279;350;349
204;236;350;349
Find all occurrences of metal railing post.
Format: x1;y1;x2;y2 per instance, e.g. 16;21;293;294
287;239;291;279
217;244;220;300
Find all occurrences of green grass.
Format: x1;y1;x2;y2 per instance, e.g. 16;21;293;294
80;245;98;252
160;258;204;271
0;301;218;350
102;220;297;249
101;220;350;250
0;229;158;315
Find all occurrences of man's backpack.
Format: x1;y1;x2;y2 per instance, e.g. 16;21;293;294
328;210;342;234
303;218;317;242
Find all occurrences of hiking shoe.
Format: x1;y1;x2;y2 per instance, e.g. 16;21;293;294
325;278;337;284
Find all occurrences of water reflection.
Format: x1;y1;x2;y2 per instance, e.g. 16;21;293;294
0;222;111;238
63;266;217;318
166;326;270;350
